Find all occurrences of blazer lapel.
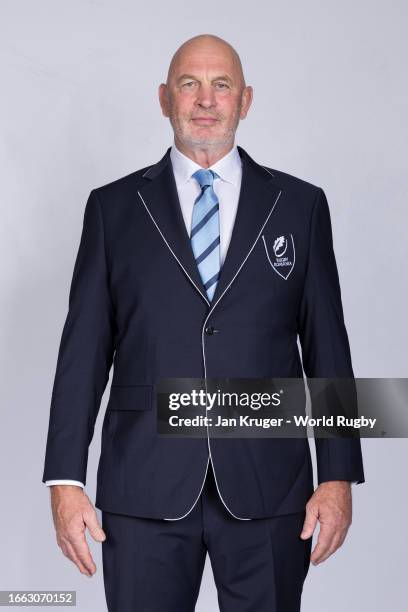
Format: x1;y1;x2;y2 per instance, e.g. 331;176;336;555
210;146;282;306
137;145;283;310
137;148;211;305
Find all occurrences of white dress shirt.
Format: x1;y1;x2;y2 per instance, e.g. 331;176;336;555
170;140;242;266
44;141;243;488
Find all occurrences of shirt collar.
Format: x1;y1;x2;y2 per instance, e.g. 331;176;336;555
170;140;242;186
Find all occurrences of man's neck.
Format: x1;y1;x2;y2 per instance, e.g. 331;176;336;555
173;138;235;168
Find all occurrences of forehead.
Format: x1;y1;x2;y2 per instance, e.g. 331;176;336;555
172;46;237;78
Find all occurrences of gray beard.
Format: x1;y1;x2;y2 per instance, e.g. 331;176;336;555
175;126;237;152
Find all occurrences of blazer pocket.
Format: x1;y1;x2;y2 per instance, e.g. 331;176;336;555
107;384;153;411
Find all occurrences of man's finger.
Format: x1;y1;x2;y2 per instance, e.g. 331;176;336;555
311;524;338;565
300;504;318;539
318;527;349;564
337;527;349;548
69;533;97;575
312;531;343;565
62;540;93;577
83;510;106;543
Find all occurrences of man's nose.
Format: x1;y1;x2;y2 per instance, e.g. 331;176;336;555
196;85;216;107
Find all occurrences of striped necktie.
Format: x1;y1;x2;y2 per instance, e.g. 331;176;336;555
190;168;221;302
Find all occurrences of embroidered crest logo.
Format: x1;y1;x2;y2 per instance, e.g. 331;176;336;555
273;235;288;258
262;233;295;280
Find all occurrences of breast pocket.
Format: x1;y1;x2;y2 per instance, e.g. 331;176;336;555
261;233;296;280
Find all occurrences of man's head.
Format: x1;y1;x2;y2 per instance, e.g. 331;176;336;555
159;34;253;162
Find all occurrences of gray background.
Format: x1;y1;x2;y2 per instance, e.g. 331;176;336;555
1;0;407;610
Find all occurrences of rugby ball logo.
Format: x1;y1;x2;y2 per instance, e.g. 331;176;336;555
273;235;287;258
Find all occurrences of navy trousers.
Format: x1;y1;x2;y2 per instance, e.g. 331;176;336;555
101;462;312;611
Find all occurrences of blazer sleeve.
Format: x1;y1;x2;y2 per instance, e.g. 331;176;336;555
42;190;116;485
297;187;365;485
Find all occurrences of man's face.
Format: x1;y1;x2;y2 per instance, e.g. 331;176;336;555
160;44;252;150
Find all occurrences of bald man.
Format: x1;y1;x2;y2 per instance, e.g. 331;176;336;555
43;34;364;612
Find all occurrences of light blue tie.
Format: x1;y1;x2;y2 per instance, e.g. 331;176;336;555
190;168;221;302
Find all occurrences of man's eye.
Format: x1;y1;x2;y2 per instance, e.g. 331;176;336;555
182;81;195;88
215;82;229;89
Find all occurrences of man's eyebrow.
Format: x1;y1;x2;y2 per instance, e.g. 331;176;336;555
176;74;234;85
213;75;234;84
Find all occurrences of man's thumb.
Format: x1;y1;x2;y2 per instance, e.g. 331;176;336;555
84;511;106;542
300;507;317;539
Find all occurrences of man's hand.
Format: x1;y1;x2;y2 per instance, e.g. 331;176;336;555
300;480;352;565
50;485;106;577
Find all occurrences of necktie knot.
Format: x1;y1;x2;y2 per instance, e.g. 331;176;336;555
191;168;219;189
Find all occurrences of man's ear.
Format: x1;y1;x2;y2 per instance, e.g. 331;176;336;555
240;85;253;120
158;83;170;118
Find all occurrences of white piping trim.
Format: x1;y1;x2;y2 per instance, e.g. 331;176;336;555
138;187;211;521
141;166;154;178
201;328;251;520
198;188;282;521
206;189;282;316
262;233;295;280
162;455;210;521
137;190;210;307
139;186;282;521
261;165;276;178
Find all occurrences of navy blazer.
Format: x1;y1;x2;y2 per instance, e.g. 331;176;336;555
42;145;365;519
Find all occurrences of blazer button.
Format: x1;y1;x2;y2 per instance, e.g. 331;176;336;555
205;326;218;335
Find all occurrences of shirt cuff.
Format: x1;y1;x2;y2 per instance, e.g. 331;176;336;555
45;480;85;488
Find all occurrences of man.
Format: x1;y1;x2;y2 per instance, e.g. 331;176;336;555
43;34;365;611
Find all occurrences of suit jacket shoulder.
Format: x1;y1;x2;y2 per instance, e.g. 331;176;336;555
261;164;321;197
91;164;154;201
